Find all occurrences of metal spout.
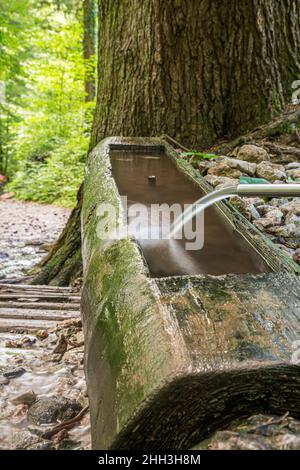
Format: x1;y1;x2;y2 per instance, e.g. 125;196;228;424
236;183;300;197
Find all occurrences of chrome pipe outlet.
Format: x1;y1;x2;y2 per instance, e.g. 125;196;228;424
236;183;300;198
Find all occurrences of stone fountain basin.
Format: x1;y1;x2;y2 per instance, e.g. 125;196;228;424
81;137;300;450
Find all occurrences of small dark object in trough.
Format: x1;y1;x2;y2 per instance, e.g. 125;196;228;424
148;175;156;183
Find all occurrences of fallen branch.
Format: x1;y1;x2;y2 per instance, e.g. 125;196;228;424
41;405;89;440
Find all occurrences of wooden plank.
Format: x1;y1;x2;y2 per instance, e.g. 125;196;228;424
0;308;80;321
0;284;77;292
0;301;81;311
0;293;81;301
0;318;59;332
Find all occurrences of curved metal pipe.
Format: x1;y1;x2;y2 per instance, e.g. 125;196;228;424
237;183;300;197
169;183;300;239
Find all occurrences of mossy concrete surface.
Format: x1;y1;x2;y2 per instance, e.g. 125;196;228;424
81;137;300;450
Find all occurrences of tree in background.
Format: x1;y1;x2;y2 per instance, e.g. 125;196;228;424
0;0;33;174
91;0;300;148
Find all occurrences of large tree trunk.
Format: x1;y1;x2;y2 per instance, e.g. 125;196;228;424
34;0;300;285
83;0;96;101
91;0;300;149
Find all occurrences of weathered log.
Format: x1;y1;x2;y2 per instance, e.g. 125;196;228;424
81;137;300;450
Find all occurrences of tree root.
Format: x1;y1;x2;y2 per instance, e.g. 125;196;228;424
215;110;300;155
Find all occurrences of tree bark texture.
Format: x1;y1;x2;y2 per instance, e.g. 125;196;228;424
31;185;83;286
83;0;96;101
91;0;300;149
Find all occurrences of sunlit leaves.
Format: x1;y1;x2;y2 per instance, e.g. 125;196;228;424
2;0;94;207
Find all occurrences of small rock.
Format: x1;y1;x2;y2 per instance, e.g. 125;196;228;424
28;396;82;425
36;330;49;340
215;180;240;191
193;159;216;175
5;336;35;348
285;162;300;170
0;376;9;385
230;196;251;220
256;162;286;182
285;212;300;226
2;367;26;379
263;208;284;226
204;174;238;188
52;429;69;444
208;162;242;179
11;431;40;450
237;145;270;163
286;169;300;180
56;318;82;330
246;197;266;208
254;219;275;230
12;404;29;417
12;356;24;365
280;200;300;216
293;249;300;264
5;340;19;348
223;157;257;176
22;336;36;347
11;390;37;406
53;334;68;355
269;198;289;208
268;224;300;238
76;330;84;343
256;204;273;216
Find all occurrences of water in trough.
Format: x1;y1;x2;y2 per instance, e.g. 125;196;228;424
110;150;270;277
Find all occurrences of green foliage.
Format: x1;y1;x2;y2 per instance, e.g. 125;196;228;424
1;0;95;207
6;135;86;207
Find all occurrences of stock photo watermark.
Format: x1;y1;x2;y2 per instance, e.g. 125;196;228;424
95;196;205;250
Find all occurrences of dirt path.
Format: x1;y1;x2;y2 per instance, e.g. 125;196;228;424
0;199;91;450
0;199;70;281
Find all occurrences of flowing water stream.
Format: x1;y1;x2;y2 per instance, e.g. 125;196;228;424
0;200;90;450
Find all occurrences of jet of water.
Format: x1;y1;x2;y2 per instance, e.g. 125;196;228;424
169;185;238;238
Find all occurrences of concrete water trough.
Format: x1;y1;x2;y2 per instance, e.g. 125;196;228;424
81;137;300;449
